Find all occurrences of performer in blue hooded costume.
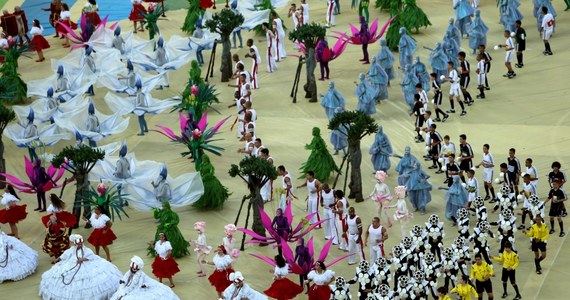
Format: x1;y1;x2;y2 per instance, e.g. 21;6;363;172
368;56;389;102
427;42;449;79
134;78;149;136
330;107;348;155
355;73;376;116
23;109;38;159
453;0;474;38
407;162;432;214
83;45;96;96
369;125;393;172
412;56;430;92
398;27;416;69
112;25;125;55
469;10;488;54
444;175;469;223
320;81;346;120
445;18;461;47
85;101;100;147
395;146;420;186
401;65;419;111
376;39;395;85
500;0;523;33
442;31;460;68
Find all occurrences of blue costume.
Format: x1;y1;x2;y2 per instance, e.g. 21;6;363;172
442;32;460;68
412;56;430;92
369;125;392;172
330;107;348;154
377;39;395;83
320;81;346;120
230;0;243;49
368;56;389;101
535;0;555;32
444;175;469;221
407;163;432;214
395;146;420;186
500;0;523;33
445;18;461;48
355;73;376;115
398;27;416;69
454;0;474;37
401;65;419;111
427;42;448;79
469;10;488;54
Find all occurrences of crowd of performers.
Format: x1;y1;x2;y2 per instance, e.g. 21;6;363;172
0;0;569;299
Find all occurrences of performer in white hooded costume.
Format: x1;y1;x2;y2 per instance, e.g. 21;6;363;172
0;230;38;283
110;255;180;300
221;271;268;300
13;87;88;124
39;234;122;300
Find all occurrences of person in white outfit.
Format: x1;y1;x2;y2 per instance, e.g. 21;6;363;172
297;171;321;227
346;207;364;264
300;0;309;24
365;216;388;263
262;23;277;73
321;183;338;244
278;165;294;211
271;12;286;61
244;39;261;89
334;190;349;251
222;271;267;300
326;0;336;27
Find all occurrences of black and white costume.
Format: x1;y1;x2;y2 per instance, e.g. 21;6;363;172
471;196;488;226
421;252;441;298
389;245;408;292
451;236;471;276
440;247;460;290
330;276;352;300
494;184;517;213
372;256;391;287
375;283;394;299
425;214;445;261
347;261;378;300
394;275;413;299
456;208;470;241
401;236;420;276
469;221;494;264
411;270;430;299
490;208;517;252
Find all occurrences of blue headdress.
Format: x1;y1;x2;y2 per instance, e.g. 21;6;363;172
127;59;134;71
47;87;54;97
88;101;95;115
230;0;238;10
57;65;64;76
135;76;142;89
75;131;83;142
157;36;164;48
114;25;121;36
160;164;168;179
119;141;127;157
27;108;35;122
85;45;94;56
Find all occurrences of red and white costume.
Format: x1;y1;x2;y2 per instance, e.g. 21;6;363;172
273;17;286;61
307;269;335;299
347;214;365;264
279;172;294;211
56;10;77;34
306;178;321;226
322;189;338;243
129;0;147;21
82;2;101;27
41;203;77;228
264;264;304;299
0;192;27;225
368;224;385;262
86;213;117;247
265;30;277;73
326;0;336;27
208;254;234;293
248;45;261;89
335;197;349;250
29;25;50;51
152;240;180;278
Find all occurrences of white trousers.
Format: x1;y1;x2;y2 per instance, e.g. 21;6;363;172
369;243;384;263
336;216;348;250
348;233;364;264
323;208;338;243
307;196;320;225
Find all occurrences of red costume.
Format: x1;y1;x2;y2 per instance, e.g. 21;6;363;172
151;255;180;278
86;213;116;247
13;10;29;34
41;216;71;259
0;204;27;224
129;2;147;22
41;210;77;228
264;278;304;299
0;13;18;37
42;1;63;28
30;31;51;51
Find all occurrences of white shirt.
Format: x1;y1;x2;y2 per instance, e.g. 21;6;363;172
467;177;479;195
477;60;486;74
505;37;515;53
368;224;384;245
541;13;554;31
307;179;318;200
347;215;360;235
274;264;289;277
30;26;43;36
1;193;19;208
60;11;71;20
418;90;429;105
441;142;456;157
89;213;110;229
154;240;173;259
213;254;233;270
47;204;63;213
307;270;335;285
301;3;309;24
449;69;460;88
322;189;335;208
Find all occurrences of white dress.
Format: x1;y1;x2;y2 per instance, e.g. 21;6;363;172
307;269;335;285
39;246;122;299
223;236;240;259
0;231;38;283
110;269;180;300
222;282;267;299
1;192;19;208
154;240;173;259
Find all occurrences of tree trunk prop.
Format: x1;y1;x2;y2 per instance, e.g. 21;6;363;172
0;137;5;189
304;48;317;102
347;140;364;201
239;202;252;251
291;55;304;103
72;172;91;228
205;40;218;83
219;36;232;82
332;152;349;190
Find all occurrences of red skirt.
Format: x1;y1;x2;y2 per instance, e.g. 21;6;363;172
30;35;51;51
56;19;78;34
41;211;77;228
264;278;304;299
87;227;117;247
208;268;234;293
83;12;101;27
308;284;331;300
129;4;147;21
0;204;27;224
151;255;180;278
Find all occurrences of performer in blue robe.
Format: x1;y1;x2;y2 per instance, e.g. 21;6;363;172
320;81;346;120
369;125;393;172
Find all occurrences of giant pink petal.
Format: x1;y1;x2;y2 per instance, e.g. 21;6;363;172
376;17;395;40
285;201;293;225
1;173;31;189
281;240;296;264
109;21;119;30
259;207;280;240
24;156;34;182
325;253;353;268
98;15;109;28
205;115;231;140
153;125;179;141
349;23;359;36
237;228;272;242
369;18;379;37
249;253;277;266
307;237;314;258
317;239;334;263
56;21;83;41
197;112;208;132
179;113;189;133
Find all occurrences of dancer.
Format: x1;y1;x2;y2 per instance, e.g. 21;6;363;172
193;221;211;277
441;247;460;290
334;190;350;251
55;3;76;48
540;6;554;56
271;208;291;256
29;19;49;62
445;175;469;224
470;221;494;265
277;165;294;211
330;107;348;155
346;207;365;265
306;261;335;299
320;81;346;120
42;0;62;37
151;232;179;287
245;39;261;89
83;205;116;261
402;65;419;111
365;216;388;263
111;256;180;300
425;214;445;261
355;73;376;116
330;276;352;299
443;61;467;116
0;185;27;239
454;0;474;38
271;11;286;61
222;271;267;299
0;230;37;284
367;170;392;223
43;193;76;226
129;0;147;33
358;16;371;64
398;27;416;69
262;22;277;73
298;127;339;182
264;255;304;299
321;183;338;244
207;246;235;298
82;0;101;27
395;146;420;186
406;160;432;214
387;185;412;238
368;56;389;101
222;224;240;259
326;0;336;27
295;237;312;292
377;39;395;85
347;260;377;299
370;127;393;173
149;201;190;258
152;165;172;202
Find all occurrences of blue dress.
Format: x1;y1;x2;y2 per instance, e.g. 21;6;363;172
368;62;389;101
442;36;460;68
355;80;377;115
412;60;430;92
401;66;419;110
500;0;524;32
407;165;432;211
445;175;469;220
320;88;346;120
446;20;462;48
454;0;474;36
428;43;448;78
469;11;488;51
395;152;420;186
330;110;348;152
398;30;417;69
377;40;395;81
369;126;392;172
